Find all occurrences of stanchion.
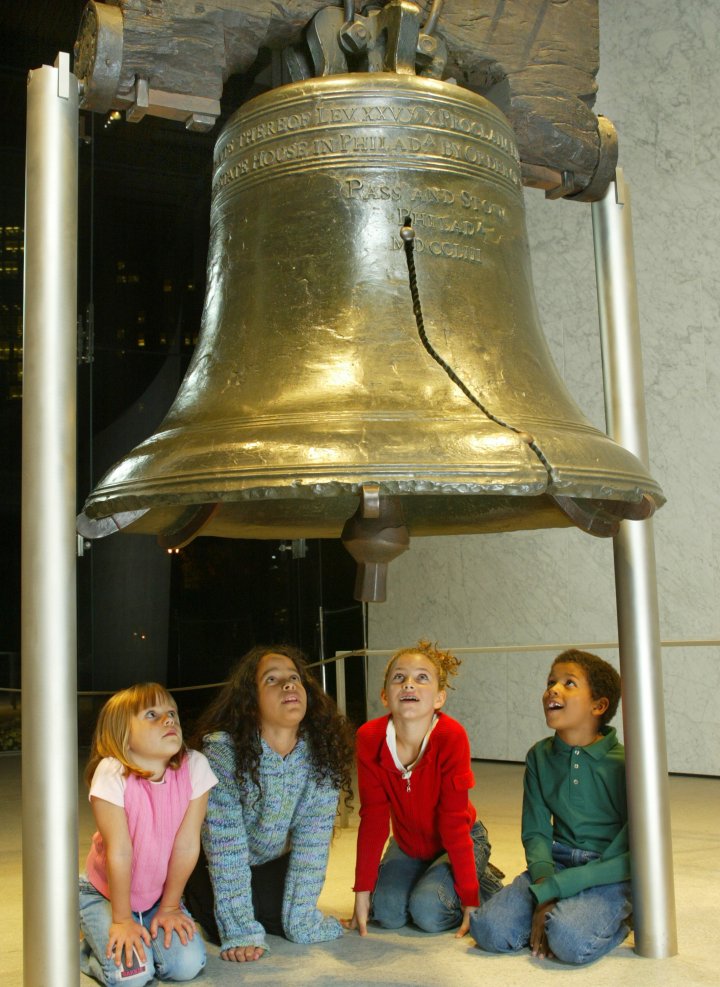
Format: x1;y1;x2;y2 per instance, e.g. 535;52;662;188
592;169;678;957
22;52;80;986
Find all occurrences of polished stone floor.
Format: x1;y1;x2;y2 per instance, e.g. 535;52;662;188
1;754;717;986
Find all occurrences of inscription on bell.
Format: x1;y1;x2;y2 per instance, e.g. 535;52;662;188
213;87;522;200
344;179;454;203
390;235;486;264
337;181;508;266
214;131;520;193
339;179;508;221
396;209;499;240
223;101;519;156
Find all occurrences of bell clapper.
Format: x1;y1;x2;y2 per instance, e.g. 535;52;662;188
341;485;410;603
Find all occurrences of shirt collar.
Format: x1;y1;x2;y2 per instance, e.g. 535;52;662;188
385;714;438;777
552;725;617;759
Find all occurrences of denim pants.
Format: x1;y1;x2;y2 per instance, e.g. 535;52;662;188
79;878;206;986
371;820;502;933
469;842;632;965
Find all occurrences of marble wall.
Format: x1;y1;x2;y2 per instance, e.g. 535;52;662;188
366;0;720;776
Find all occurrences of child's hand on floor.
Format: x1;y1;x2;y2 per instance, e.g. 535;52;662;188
221;945;265;962
341;891;371;935
455;905;475;938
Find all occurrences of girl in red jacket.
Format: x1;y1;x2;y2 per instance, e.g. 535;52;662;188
345;640;502;938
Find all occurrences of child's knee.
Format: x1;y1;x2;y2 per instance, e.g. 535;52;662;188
545;894;630;966
469;908;493;949
98;954;155;987
154;935;206;982
408;898;453;933
469;880;533;954
545;911;605;966
371;886;409;929
408;881;459;933
470;908;519;954
372;908;407;929
546;917;593;965
118;966;155;987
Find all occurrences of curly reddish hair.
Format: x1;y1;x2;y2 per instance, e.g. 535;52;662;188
383;639;461;691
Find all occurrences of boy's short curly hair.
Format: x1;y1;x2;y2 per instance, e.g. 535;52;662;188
384;639;461;691
553;649;622;726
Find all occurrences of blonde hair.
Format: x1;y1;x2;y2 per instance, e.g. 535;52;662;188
85;682;186;786
383;639;461;691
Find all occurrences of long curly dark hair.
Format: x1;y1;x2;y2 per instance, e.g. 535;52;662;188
190;644;354;807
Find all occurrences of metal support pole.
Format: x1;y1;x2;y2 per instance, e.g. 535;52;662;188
22;53;79;986
592;169;678;958
334;653;350;826
318;605;327;691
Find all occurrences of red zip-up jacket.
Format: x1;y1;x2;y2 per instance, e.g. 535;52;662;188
353;712;479;906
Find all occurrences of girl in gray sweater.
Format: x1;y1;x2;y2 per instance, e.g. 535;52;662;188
184;644;354;962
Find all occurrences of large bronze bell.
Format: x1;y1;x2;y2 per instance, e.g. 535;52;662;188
78;72;663;600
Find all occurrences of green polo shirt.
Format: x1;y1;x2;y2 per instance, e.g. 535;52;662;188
522;726;630;905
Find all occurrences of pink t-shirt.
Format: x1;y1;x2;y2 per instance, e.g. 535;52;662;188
85;749;217;912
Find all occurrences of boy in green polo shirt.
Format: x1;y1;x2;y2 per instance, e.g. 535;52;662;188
470;649;632;965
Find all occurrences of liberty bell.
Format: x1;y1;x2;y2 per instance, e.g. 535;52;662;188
77;1;664;601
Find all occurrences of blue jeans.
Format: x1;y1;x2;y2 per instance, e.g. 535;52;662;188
469;842;632;965
371;821;503;933
79;878;206;985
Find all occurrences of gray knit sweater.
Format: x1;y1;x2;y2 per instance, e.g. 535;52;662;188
201;731;343;952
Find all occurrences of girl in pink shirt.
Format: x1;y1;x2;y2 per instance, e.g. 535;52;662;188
79;683;217;986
